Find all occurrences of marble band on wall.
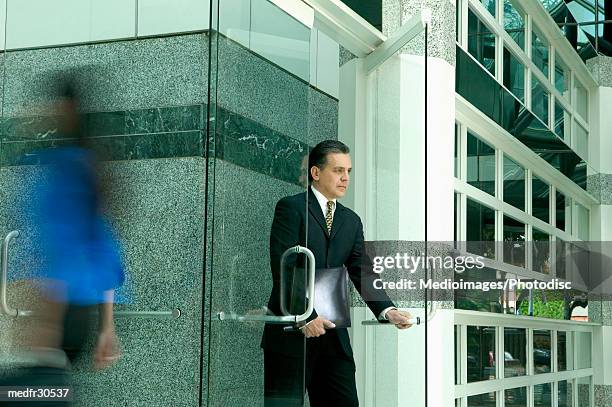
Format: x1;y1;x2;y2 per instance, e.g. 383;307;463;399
587;173;612;205
0;104;312;187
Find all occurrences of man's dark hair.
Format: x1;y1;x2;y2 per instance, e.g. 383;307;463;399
308;140;350;183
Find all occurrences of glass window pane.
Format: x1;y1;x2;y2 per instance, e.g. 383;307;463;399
558;380;573;407
532;29;549;77
455;125;460;178
534;330;552;373
504;0;525;49
576;332;592;368
556;191;571;232
468;393;496;406
556;238;567;279
467;132;495;195
532;77;550;125
554;101;570;141
577;376;591;407
575;80;588;120
533;229;551;274
468;8;496;76
480;0;496;17
467;326;497;382
558;331;569;371
467;199;496;258
574;122;588;160
503;47;525;103
504;216;526;267
504;327;527;377
575;202;590;240
532;175;550;223
505;387;527;406
455;267;507;313
504;155;525;210
534;383;552;406
555;53;570;97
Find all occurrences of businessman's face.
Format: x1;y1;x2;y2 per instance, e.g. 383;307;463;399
311;153;352;200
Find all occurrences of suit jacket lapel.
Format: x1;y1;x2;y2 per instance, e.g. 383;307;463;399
308;188;329;237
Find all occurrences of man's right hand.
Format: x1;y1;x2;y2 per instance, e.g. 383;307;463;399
300;316;336;338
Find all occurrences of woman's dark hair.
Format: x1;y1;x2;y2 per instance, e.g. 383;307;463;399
308;140;350;183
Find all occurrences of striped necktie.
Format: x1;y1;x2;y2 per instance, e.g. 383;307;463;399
325;200;334;234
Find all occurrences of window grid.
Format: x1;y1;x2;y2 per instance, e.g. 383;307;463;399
454;313;594;407
457;0;590;163
454;121;591;285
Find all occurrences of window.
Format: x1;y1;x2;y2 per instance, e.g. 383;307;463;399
468;8;496;76
467;326;496;382
505;387;527;406
534;383;552;406
532;78;550;125
504;0;525;49
504;216;526;267
533;229;551;274
504;327;527;377
556;191;571;232
534;330;552;374
503;47;525;103
558;380;572;407
504;155;525;211
575;202;590;240
575;332;592;368
468;393;496;406
532;28;549;77
467;132;495;195
532;175;550;224
575;80;588;121
554;53;570;97
554;101;569;142
467;198;496;258
479;0;496;17
557;331;570;371
574;122;588;160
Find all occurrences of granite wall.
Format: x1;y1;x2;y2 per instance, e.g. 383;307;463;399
0;29;338;407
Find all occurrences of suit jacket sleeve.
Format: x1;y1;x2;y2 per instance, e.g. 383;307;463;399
345;217;396;317
269;197;319;324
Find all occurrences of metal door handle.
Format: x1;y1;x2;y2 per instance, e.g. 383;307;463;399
361;317;421;326
218;245;316;324
1;231;31;317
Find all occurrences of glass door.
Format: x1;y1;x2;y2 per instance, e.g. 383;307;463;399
206;0;314;405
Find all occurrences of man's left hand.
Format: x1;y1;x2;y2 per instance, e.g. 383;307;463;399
386;309;413;329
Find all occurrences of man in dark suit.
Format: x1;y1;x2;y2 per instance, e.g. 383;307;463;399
261;140;413;406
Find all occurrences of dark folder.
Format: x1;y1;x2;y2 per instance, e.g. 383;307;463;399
313;266;351;328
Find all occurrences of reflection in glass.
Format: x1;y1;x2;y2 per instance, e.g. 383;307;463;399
558;380;573;407
575;202;590;240
468;393;496;407
467;199;496;258
533;229;551;274
455;125;460;178
479;0;496;17
575;80;588;120
503;47;525;103
504;0;525;49
532;77;550;125
532;29;549;77
558;331;568;370
504;216;525;267
554;101;570;141
505;387;527;406
534;383;552;406
467;132;495;195
467;326;496;382
556;238;567;279
574;122;588;160
556;191;571;232
576;332;592;368
532;175;550;223
597;22;612;56
455;268;506;313
468;8;496;76
504;155;525;210
534;330;552;373
555;54;570;97
504;328;527;377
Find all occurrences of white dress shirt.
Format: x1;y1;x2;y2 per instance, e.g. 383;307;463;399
307;185;395;322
